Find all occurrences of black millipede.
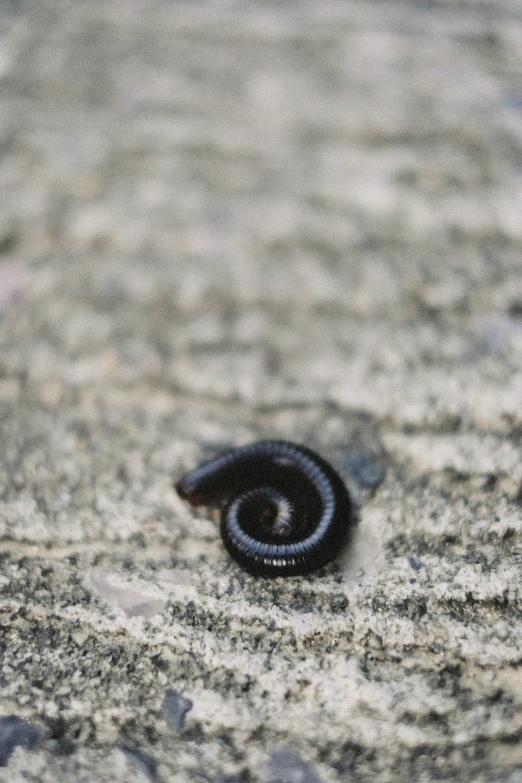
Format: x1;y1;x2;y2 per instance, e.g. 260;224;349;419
175;440;353;577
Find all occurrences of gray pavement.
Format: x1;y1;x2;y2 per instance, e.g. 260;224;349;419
0;1;521;781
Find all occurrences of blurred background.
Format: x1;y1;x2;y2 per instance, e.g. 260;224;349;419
1;0;521;418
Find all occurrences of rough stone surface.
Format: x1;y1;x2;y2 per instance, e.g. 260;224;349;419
0;1;521;781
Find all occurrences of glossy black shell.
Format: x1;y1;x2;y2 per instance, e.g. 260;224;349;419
175;440;353;577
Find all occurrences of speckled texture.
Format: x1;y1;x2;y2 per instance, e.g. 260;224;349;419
0;1;521;781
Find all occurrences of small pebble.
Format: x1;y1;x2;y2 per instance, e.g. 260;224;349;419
120;745;157;781
262;745;322;783
0;716;43;767
344;451;386;489
162;688;193;732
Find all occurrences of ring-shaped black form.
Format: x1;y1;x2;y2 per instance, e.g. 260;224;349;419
175;441;353;576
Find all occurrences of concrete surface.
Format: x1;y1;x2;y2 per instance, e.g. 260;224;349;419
0;0;521;781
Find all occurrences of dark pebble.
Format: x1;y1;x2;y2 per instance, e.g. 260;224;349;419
0;716;44;767
264;745;322;783
508;301;522;318
163;688;193;732
344;451;386;489
408;556;424;571
120;745;157;781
